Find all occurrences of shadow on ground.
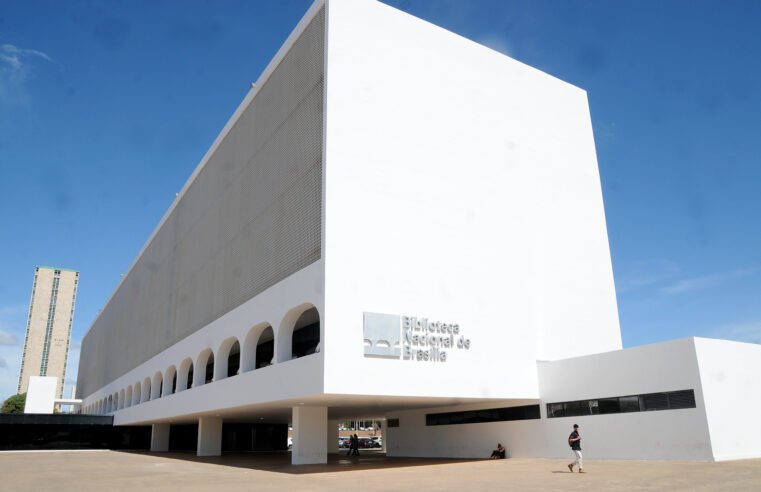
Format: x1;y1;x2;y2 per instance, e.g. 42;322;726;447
114;450;479;474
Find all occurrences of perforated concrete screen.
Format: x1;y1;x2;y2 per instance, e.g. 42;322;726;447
78;8;324;397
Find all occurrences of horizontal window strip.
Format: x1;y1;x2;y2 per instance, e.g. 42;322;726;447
426;404;540;426
547;389;696;418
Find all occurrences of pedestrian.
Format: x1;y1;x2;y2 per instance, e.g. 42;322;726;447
567;424;585;473
350;433;360;456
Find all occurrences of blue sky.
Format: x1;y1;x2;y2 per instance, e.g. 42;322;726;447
0;0;759;401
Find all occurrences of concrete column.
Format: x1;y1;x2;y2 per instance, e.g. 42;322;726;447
292;406;327;465
380;420;387;452
193;359;206;387
151;377;161;400
151;423;170;452
197;416;223;456
176;365;189;393
162;371;173;397
327;419;339;454
275;330;292;364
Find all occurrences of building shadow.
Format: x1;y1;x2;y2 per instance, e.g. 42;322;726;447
114;450;479;475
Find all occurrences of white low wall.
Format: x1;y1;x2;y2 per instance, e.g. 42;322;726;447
385;400;540;459
534;338;713;460
385;339;726;461
696;338;761;461
25;376;58;414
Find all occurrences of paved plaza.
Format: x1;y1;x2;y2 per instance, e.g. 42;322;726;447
1;450;760;491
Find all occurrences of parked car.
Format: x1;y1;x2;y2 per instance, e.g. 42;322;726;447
338;437;350;448
358;437;381;448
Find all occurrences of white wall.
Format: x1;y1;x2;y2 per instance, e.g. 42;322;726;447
695;338;761;461
323;0;620;401
25;376;58;414
386;400;541;459
535;339;712;460
386;339;715;460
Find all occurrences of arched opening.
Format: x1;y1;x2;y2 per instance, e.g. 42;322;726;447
151;372;163;400
228;341;240;377
205;353;214;384
107;395;113;413
241;322;272;372
193;349;214;387
276;304;320;362
132;382;140;405
214;337;240;381
125;386;133;408
113;393;118;411
256;326;275;369
119;389;125;410
164;366;177;396
292;307;320;358
141;377;151;403
177;358;193;392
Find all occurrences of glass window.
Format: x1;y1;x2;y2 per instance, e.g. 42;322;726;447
547;403;565;418
640;393;669;411
563;401;583;417
667;390;696;409
427;405;541;426
598;397;620;414
546;388;696;418
619;395;641;413
587;400;600;415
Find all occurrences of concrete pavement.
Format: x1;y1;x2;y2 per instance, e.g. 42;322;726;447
1;450;759;491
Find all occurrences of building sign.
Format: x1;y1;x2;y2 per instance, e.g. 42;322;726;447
363;312;471;363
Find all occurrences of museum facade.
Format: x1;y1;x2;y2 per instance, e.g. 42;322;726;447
76;0;761;464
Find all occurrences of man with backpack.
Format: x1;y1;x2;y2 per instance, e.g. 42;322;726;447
567;424;585;473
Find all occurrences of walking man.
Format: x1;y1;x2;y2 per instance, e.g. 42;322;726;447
567;424;585;473
350;433;360;456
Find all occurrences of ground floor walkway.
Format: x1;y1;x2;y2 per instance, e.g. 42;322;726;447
1;449;760;491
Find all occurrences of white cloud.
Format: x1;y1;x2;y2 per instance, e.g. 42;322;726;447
0;330;17;345
661;267;757;295
0;305;26;397
0;43;53;107
712;320;761;345
616;258;680;294
0;346;20;398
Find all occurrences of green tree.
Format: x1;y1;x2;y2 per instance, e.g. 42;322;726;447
1;393;26;414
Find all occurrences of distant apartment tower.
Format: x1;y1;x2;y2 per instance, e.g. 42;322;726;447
18;267;79;399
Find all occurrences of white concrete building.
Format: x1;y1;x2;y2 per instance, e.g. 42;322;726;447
76;0;761;464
